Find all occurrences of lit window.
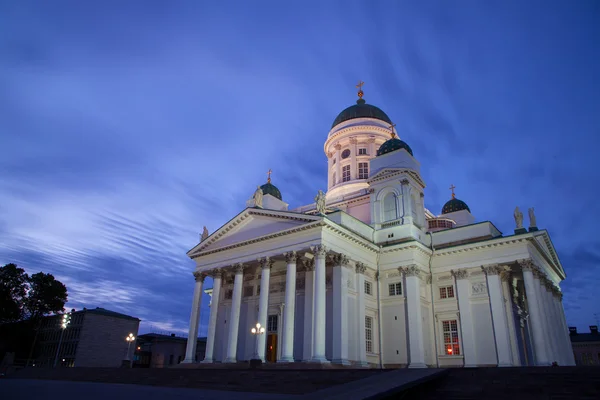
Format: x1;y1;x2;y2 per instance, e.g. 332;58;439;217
358;148;367;155
439;286;455;299
365;316;373;353
342;165;351;182
341;149;351;159
267;315;278;332
383;193;398;221
442;320;460;355
364;281;372;295
358;162;369;179
388;282;402;296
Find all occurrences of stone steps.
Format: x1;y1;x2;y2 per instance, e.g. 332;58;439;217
402;367;600;400
7;367;388;394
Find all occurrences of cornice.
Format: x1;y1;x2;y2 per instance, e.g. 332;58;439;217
191;220;326;259
381;242;432;258
322;220;379;252
324;124;391;150
367;169;426;189
433;235;529;257
525;234;561;277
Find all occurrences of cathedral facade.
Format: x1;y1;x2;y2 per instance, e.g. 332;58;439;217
183;86;574;368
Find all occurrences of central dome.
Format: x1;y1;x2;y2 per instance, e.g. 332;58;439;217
332;98;392;129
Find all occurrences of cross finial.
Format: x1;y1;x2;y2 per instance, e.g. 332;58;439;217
449;184;456;199
267;169;272;183
388;123;397;139
356;80;365;99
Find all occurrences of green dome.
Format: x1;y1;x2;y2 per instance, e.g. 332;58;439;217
332;99;392;128
442;198;470;214
260;182;282;201
376;138;414;157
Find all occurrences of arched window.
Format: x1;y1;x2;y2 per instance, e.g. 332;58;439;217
383;193;398;222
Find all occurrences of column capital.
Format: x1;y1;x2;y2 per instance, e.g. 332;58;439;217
500;268;512;282
334;143;342;150
258;257;274;270
532;267;546;279
284;251;298;263
400;179;410;186
332;253;350;267
518;258;535;271
234;263;245;274
481;264;504;276
326;151;334;159
303;258;315;271
209;269;222;279
349;137;358;144
193;271;206;282
311;245;328;257
451;268;469;280
400;264;421;277
355;262;367;275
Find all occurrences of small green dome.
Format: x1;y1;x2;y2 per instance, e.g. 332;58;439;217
376;138;414;157
260;182;282;201
332;99;392;129
442;198;470;214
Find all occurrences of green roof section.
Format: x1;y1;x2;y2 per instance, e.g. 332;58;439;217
331;98;392;128
260;182;282;201
376;137;414;157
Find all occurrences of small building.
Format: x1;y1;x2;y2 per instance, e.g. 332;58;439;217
133;333;206;368
36;307;140;368
570;325;600;366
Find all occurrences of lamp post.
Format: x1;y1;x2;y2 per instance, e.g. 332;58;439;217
53;312;71;368
250;322;266;367
125;333;135;361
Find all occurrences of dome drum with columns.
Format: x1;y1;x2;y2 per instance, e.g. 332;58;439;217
182;83;573;369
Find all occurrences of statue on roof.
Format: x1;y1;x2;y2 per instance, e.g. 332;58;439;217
253;186;264;208
528;207;537;228
315;190;326;215
201;226;209;241
514;206;524;229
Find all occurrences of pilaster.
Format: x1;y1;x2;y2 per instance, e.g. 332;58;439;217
520;259;550;365
256;257;272;362
202;269;222;363
302;258;315;361
451;268;477;367
332;254;350;365
225;263;245;363
183;271;205;363
310;245;329;363
356;262;368;367
280;251;298;363
402;265;426;368
482;265;513;366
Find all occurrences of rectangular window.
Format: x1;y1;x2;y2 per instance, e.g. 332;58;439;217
267;315;278;332
364;281;372;295
365;316;373;353
342;165;351;182
388;282;402;296
442;320;460;355
225;289;233;300
243;286;254;297
439;286;455;299
358;162;369;179
358;148;367;155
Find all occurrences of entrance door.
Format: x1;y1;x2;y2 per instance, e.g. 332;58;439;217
266;334;278;362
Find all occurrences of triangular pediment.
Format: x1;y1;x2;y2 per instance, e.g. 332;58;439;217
367;168;425;188
529;231;565;278
187;208;322;257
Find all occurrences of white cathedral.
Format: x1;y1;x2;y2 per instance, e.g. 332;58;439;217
182;85;575;368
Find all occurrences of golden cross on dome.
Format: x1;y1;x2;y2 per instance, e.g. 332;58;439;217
449;184;456;199
267;169;272;183
356;80;365;99
388;123;397;139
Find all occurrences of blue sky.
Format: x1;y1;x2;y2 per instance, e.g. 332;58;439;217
1;1;599;335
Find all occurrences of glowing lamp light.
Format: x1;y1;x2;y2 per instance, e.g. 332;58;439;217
447;347;453;354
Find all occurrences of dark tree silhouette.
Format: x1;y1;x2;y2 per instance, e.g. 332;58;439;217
25;272;68;319
0;264;28;323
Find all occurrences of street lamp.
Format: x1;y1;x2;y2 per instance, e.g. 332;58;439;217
125;333;135;361
250;322;266;361
53;312;71;368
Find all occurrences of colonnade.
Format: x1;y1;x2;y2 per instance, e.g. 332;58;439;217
183;245;372;365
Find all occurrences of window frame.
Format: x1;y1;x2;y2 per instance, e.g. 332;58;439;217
365;316;374;353
364;280;372;295
439;285;455;299
342;165;351;182
441;319;460;356
358;162;369;179
388;282;402;296
358;147;368;155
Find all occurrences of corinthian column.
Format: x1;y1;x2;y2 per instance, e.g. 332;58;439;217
403;265;426;368
302;259;315;361
183;271;205;363
452;268;476;367
280;251;297;362
483;265;513;366
225;263;244;363
310;245;329;363
520;260;549;365
356;262;368;367
257;257;272;362
202;269;222;363
332;254;350;365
